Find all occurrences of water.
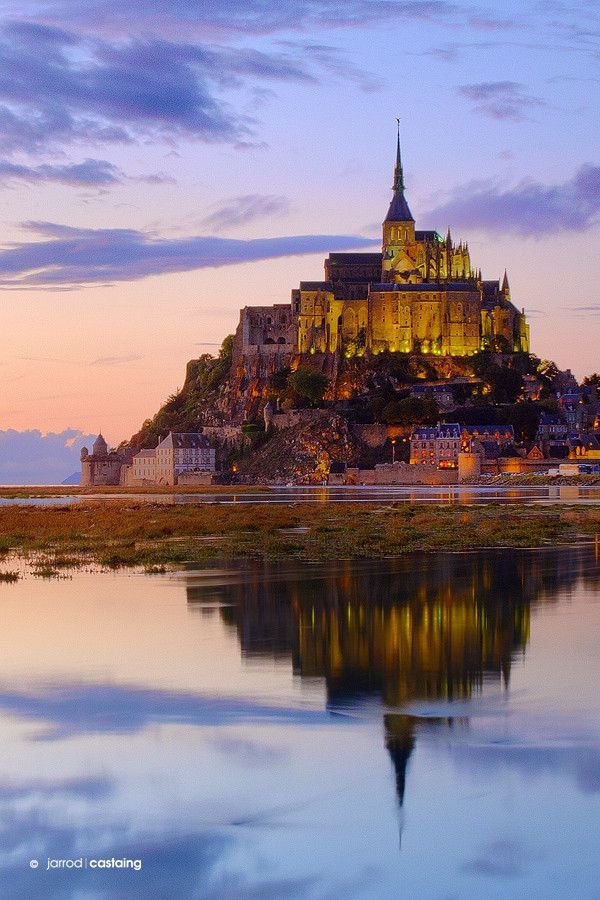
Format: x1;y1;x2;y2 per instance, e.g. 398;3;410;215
2;483;600;505
1;547;600;898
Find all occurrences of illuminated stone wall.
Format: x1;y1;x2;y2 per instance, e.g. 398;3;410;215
296;277;528;359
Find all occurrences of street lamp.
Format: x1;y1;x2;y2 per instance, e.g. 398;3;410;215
392;439;397;464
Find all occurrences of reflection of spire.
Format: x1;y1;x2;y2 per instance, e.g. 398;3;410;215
384;714;470;850
502;658;511;690
384;714;415;808
384;714;415;849
196;551;590;851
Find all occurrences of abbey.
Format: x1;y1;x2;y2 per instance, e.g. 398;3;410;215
235;130;529;363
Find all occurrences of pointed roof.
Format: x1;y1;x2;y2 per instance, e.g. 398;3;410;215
385;121;414;223
92;433;108;457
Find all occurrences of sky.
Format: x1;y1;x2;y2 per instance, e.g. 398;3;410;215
0;0;599;472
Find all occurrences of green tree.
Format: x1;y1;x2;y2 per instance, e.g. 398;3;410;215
206;334;234;389
536;359;561;393
485;365;524;404
381;396;439;425
453;403;498;426
504;402;541;442
269;366;291;392
287;366;329;406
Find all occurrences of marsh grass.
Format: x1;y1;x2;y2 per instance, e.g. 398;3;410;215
0;570;20;582
32;567;71;579
0;500;598;570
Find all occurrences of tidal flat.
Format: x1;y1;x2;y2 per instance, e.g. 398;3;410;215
1;495;600;571
3;547;600;899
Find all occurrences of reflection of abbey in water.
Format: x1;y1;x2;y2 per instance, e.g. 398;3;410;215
200;553;537;705
186;548;599;813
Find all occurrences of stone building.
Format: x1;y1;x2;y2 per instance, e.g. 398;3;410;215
128;432;216;486
232;127;529;370
410;423;461;469
156;432;215;484
80;434;131;486
131;449;157;483
461;425;515;447
83;432;217;486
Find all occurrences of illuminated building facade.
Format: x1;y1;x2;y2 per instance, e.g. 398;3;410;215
236;129;530;363
410;423;461;468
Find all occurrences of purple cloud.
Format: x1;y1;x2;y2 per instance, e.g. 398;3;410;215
468;15;522;31
0;428;98;484
200;195;291;232
0;158;122;187
0;221;378;287
0;680;340;739
0;22;321;153
462;838;529;878
458;81;546;121
284;41;382;91
570;305;600;317
30;0;459;38
0;158;173;188
89;354;144;365
0;1;465;168
424;164;600;236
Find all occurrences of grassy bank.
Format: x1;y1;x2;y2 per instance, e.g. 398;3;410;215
0;484;269;499
465;474;600;486
1;500;599;573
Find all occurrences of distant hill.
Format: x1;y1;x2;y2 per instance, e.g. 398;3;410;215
62;471;81;485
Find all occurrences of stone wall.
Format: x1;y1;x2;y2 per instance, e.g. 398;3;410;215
177;472;215;485
200;425;243;446
340;462;458;485
81;457;123;486
482;457;551;475
271;409;326;430
458;451;481;482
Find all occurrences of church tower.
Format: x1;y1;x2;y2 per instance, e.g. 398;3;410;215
382;122;416;283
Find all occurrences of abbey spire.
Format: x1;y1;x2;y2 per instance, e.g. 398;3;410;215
393;118;405;192
384;120;414;224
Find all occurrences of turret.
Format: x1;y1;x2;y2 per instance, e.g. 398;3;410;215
92;433;108;457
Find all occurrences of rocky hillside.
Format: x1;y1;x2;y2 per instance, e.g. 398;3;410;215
233;412;361;484
124;334;560;461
